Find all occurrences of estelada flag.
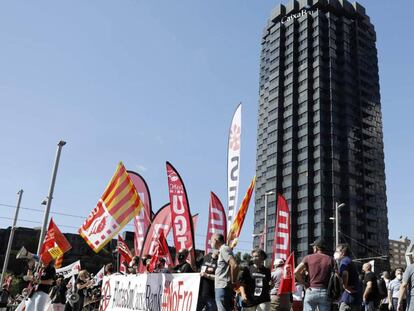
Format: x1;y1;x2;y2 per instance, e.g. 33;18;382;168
227;176;256;249
118;235;133;274
40;218;71;265
79;162;143;253
278;252;296;295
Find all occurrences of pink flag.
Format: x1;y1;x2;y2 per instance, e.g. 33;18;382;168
205;192;227;254
128;171;153;257
139;204;172;272
272;194;291;264
166;162;196;261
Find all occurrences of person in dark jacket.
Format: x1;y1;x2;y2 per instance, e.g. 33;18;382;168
49;275;67;311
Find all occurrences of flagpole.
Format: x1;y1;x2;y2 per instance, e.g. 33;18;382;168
1;189;23;284
37;140;66;255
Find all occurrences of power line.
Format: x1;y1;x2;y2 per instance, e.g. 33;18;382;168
339;231;386;257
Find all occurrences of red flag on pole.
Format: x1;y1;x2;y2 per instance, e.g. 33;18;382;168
205;192;227;254
272;194;291;265
278;252;296;294
128;171;153;257
227;176;256;249
118;235;133;274
147;230;171;273
166;162;196;261
40;218;72;265
139;204;173;272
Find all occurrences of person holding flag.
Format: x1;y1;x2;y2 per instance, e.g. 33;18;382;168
238;248;271;310
270;258;291;311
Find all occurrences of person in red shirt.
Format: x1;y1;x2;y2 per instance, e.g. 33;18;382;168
294;238;335;311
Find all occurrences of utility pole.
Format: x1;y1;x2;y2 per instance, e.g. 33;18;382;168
1;189;23;284
37;140;66;255
334;202;345;247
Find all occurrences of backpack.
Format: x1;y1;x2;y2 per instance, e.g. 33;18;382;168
327;272;342;300
377;278;388;300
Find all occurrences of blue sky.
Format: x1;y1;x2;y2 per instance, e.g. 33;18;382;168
0;0;413;255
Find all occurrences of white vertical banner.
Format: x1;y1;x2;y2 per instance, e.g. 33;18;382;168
227;103;242;233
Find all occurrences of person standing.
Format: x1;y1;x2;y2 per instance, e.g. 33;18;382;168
197;250;219;311
211;233;239;311
25;260;56;311
294;238;334;311
270;258;291;311
388;268;405;311
49;276;67;311
398;263;414;311
335;244;362;311
362;263;380;311
238;249;271;311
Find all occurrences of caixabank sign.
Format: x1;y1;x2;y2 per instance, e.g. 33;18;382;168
281;5;318;24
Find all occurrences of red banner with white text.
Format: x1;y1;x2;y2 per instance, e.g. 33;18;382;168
205;192;227;254
128;171;153;257
272;193;291;264
166;162;196;260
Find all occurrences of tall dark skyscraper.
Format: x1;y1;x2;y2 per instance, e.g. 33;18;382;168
254;0;388;260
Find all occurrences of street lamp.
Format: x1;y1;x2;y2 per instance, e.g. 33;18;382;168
334;202;345;247
263;191;276;254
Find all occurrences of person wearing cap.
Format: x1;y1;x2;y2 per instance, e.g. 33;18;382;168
197;250;219;311
294;238;335;311
210;233;239;311
270;258;290;311
238;248;271;310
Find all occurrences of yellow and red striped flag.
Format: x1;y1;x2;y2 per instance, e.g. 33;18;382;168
79;162;143;253
227;176;256;249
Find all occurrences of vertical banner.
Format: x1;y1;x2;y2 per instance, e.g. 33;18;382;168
227;103;242;234
79;163;143;253
139;204;172;272
128;171;153;257
272;194;291;264
166;162;196;261
227;176;256;249
205;192;227;254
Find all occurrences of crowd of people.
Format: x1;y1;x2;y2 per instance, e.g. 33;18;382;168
2;233;414;311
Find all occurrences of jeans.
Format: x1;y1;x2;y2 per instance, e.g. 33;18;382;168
197;295;218;311
25;291;51;311
303;288;331;311
270;294;291;311
215;287;232;311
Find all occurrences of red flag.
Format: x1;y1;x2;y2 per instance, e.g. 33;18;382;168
227;177;256;248
146;231;171;273
205;192;227;254
166;162;196;261
139;204;172;272
128;171;153;257
278;252;295;294
79;163;143;253
271;194;291;265
40;218;72;265
118;235;133;274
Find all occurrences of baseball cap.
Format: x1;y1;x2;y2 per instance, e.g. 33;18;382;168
274;258;285;266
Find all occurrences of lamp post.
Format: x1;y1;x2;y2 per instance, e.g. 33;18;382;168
334;202;345;247
1;189;23;284
37;140;66;255
263;191;276;254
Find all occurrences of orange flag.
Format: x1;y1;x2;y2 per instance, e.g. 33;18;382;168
79;162;143;253
227;176;256;248
40;218;72;265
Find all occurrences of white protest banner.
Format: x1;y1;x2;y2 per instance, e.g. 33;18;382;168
55;260;81;279
99;273;200;311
